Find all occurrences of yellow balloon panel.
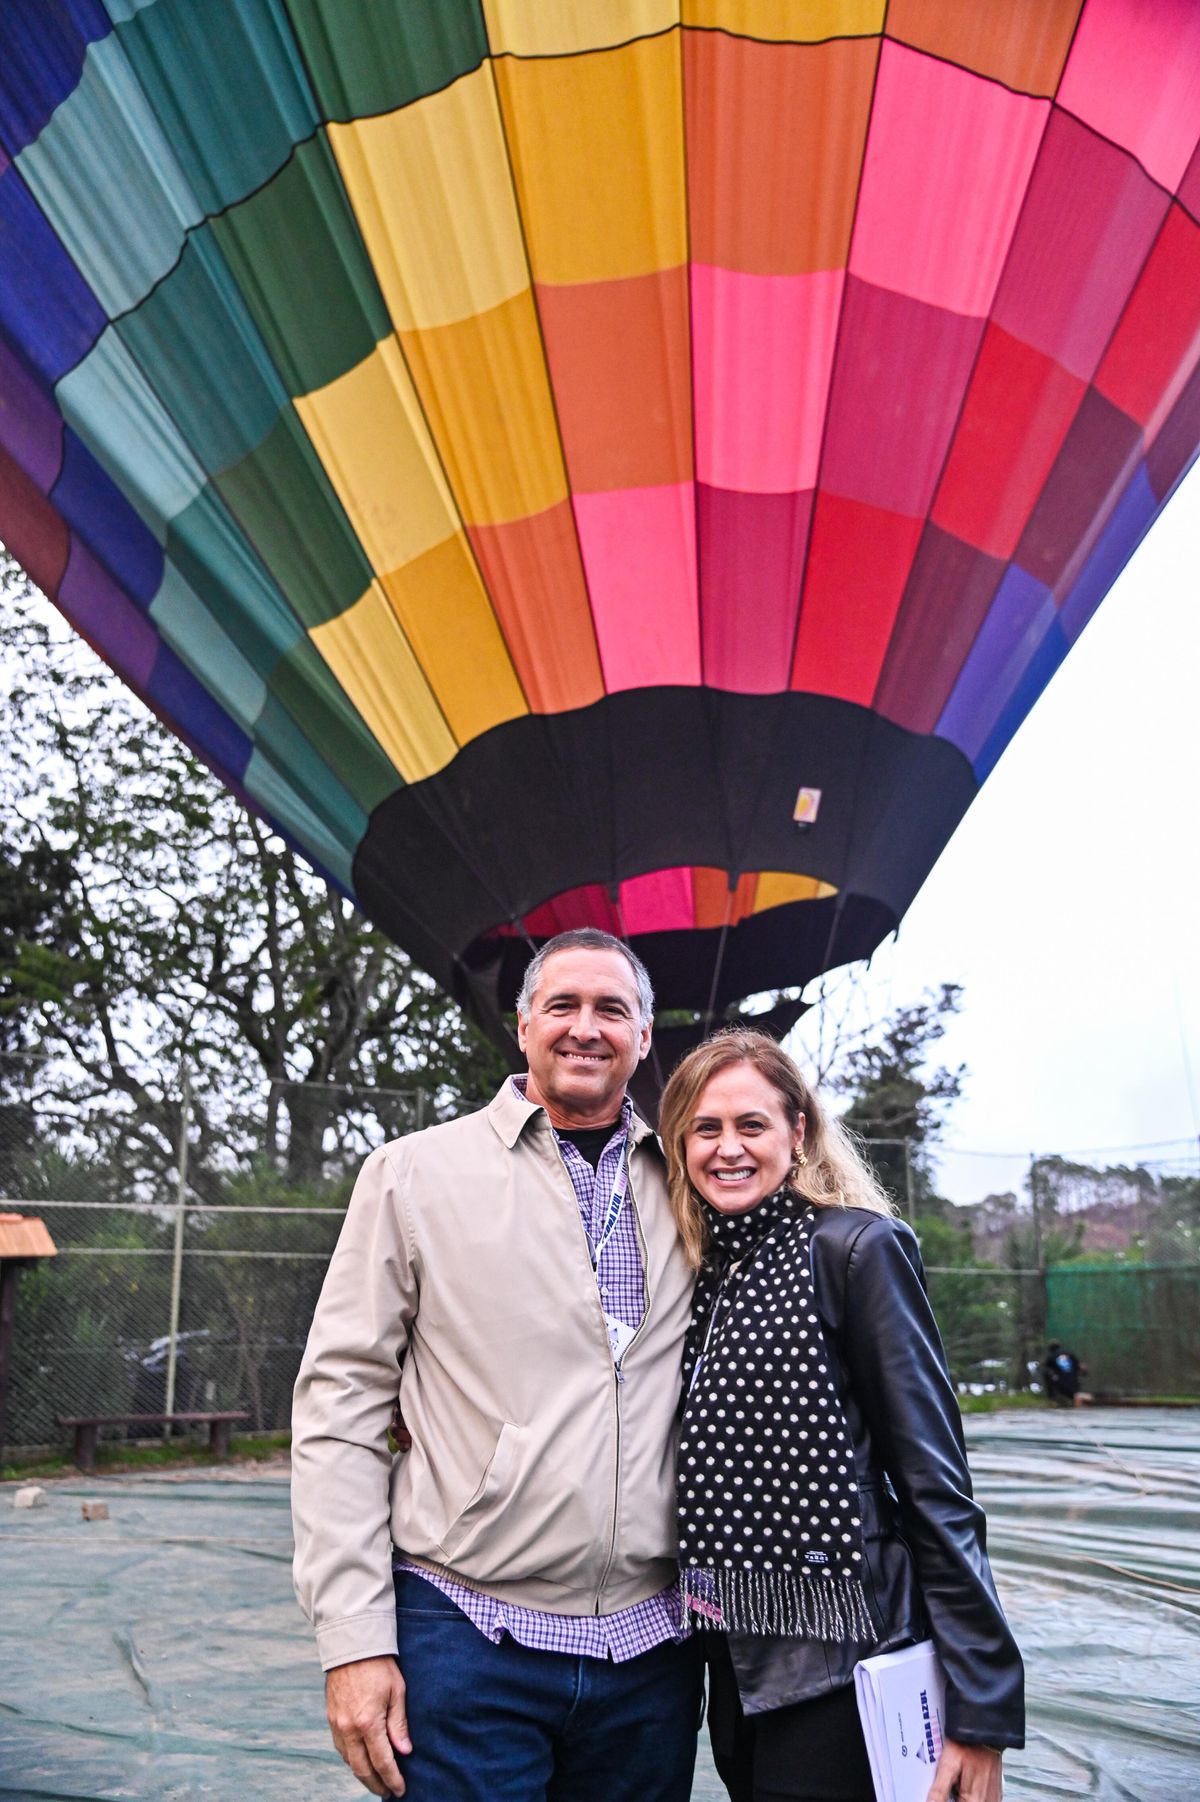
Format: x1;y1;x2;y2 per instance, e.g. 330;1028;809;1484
328;70;529;333
297;341;542;739
294;337;460;570
493;34;688;285
380;537;528;742
400;291;571;526
484;0;681;57
754;871;838;913
309;581;459;780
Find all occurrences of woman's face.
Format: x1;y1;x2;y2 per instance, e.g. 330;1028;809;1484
684;1062;805;1216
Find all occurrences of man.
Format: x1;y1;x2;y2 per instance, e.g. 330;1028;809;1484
1042;1341;1090;1407
292;928;700;1799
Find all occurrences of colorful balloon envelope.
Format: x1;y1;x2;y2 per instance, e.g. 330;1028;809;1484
2;1;1199;1042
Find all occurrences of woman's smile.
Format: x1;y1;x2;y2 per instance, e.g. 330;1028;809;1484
685;1064;804;1215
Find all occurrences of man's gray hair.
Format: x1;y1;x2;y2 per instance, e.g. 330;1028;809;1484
516;928;655;1027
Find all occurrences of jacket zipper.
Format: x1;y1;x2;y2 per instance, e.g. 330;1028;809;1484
547;1135;629;1608
593;1156;653;1610
595;1362;622;1612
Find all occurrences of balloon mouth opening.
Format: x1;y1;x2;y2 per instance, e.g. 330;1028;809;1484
460;871;853;1104
481;865;838;951
459;866;862;1054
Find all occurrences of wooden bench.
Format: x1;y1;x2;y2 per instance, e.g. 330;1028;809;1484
56;1410;250;1471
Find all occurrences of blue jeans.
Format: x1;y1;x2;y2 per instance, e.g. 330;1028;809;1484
390;1570;703;1801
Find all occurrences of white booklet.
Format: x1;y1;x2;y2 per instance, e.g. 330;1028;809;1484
854;1640;947;1802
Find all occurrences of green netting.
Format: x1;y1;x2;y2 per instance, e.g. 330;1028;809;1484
1047;1265;1200;1394
2;1411;1198;1800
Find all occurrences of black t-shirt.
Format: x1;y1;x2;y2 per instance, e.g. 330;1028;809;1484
555;1122;620;1171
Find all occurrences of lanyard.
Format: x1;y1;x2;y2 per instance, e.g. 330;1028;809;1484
589;1143;630;1272
558;1132;638;1372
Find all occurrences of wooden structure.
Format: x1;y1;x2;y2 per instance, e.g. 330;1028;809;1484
56;1409;250;1471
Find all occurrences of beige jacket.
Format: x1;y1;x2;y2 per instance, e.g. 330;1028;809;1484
291;1080;694;1669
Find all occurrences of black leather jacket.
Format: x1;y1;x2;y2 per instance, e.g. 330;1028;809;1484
720;1206;1024;1749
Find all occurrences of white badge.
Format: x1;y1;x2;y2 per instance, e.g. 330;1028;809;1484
604;1312;637;1362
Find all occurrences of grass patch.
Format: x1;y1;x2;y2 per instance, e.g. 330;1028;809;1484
957;1391;1045;1414
956;1390;1199;1415
2;1430;290;1483
1092;1393;1200;1408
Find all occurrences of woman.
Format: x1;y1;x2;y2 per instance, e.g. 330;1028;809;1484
659;1031;1023;1802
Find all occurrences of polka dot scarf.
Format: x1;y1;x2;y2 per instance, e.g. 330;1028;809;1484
678;1189;873;1642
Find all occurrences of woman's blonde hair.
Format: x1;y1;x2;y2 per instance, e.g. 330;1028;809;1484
658;1028;895;1269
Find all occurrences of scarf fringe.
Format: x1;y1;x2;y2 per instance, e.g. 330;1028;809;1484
681;1564;874;1642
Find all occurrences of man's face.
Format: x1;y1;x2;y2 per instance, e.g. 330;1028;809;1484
517;947;652;1126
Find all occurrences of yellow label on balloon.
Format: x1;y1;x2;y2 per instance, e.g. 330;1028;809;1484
794;787;822;825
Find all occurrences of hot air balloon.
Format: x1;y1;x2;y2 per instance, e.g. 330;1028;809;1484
1;1;1198;1060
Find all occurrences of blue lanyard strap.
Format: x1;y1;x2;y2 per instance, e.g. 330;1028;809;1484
590;1146;630;1270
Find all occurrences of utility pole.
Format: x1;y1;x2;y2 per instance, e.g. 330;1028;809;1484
1029;1153;1045;1271
163;1067;191;1427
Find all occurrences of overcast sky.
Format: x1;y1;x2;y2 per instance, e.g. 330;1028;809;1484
791;459;1200;1205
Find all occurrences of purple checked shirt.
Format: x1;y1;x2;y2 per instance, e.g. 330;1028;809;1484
395;1078;684;1659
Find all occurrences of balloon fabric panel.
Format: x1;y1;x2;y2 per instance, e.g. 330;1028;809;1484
1180;142;1200;217
210;135;392;398
991;110;1170;384
874;529;1008;737
0;1;1197;1039
886;0;1083;96
933;326;1090;562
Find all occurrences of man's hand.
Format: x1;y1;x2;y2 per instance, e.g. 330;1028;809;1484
388;1398;412;1455
926;1739;1003;1802
325;1656;412;1797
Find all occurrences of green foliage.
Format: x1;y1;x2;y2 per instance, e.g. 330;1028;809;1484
1027;1155;1199;1267
956;1390;1046;1414
915;1211;1013;1386
829;983;966;1211
912;1210;975;1268
0;560;508;1192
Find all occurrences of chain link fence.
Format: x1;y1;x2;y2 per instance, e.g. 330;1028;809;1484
0;1051;429;1457
924;1145;1200;1397
2;1052;1198;1457
4;1198;347;1450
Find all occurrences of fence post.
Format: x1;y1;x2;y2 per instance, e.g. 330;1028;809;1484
1029;1153;1048;1388
163;1066;191;1427
1029;1153;1044;1270
416;1087;425;1131
903;1138;916;1225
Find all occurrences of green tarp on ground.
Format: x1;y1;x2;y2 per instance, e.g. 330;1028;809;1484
2;1410;1198;1801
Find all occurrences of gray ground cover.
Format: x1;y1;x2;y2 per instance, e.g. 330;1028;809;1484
1;1410;1197;1800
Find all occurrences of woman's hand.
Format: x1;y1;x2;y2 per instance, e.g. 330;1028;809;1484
926;1738;1003;1802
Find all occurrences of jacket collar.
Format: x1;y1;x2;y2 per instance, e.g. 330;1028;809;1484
486;1076;658;1151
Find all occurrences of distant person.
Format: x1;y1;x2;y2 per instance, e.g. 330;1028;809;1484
659;1029;1024;1802
291;928;701;1799
1042;1342;1091;1407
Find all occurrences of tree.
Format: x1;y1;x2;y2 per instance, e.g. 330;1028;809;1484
815;985;1043;1387
0;556;507;1198
827;983;966;1214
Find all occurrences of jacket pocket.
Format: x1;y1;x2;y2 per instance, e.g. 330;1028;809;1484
858;1480;926;1647
439;1421;519;1560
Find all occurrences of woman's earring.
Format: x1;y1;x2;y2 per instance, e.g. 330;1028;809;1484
792;1146;808;1176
